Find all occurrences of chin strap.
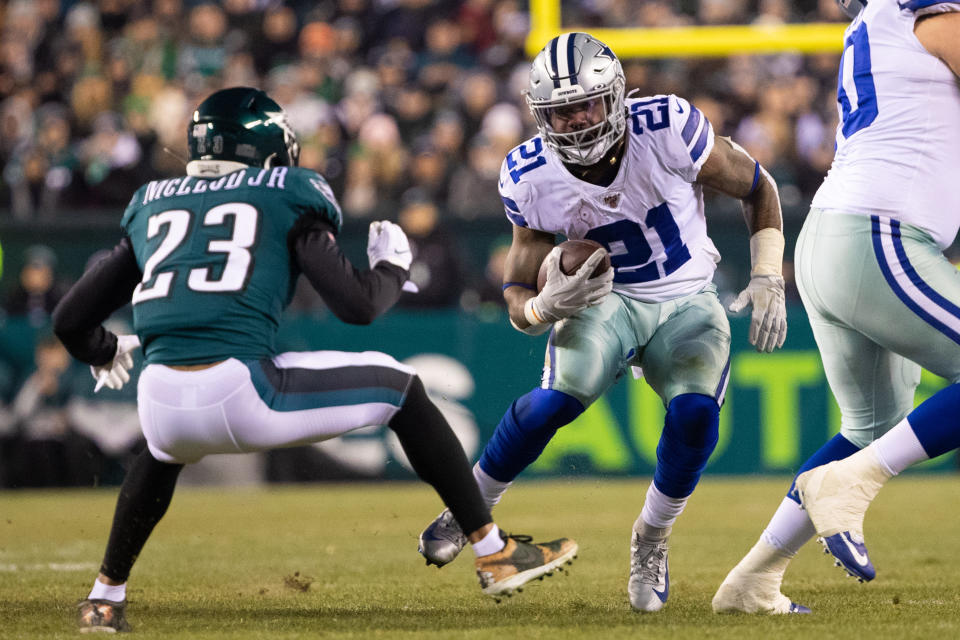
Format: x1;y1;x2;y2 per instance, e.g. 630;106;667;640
185;160;251;177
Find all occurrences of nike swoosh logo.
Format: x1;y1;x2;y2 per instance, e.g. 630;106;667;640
675;102;684;114
652;569;669;602
395;249;410;254
839;532;870;566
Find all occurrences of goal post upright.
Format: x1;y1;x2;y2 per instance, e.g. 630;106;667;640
525;0;846;59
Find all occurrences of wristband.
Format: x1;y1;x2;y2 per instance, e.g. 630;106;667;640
749;228;785;277
523;297;546;326
503;282;536;292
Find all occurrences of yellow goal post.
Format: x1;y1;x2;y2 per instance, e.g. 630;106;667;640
526;0;846;59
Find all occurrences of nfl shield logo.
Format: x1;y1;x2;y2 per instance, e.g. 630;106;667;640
602;193;621;209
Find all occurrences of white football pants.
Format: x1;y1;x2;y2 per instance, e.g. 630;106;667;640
137;351;416;464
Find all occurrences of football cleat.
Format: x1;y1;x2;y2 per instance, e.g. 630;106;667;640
819;533;875;582
475;533;578;599
418;509;467;568
77;598;131;633
713;565;810;614
795;452;888;583
628;531;670;612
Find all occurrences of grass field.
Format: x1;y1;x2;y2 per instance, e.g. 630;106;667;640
2;476;960;639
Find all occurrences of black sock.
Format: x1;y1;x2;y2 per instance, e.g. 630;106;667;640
388;376;492;535
100;448;183;582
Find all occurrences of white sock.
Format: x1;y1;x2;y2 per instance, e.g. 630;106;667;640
471;524;505;557
873;418;929;475
639;482;688;530
473;463;512;509
760;496;816;557
89;578;126;602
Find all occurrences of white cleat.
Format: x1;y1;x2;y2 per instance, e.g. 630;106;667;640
628;531;669;612
795;451;890;582
713;566;810;614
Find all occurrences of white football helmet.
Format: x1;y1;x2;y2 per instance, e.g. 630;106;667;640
525;32;626;166
837;0;866;19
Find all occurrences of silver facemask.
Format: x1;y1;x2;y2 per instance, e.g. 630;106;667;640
525;32;626;166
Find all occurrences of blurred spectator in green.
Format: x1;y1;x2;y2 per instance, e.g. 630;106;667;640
3;245;70;328
407;137;450;203
179;3;229;80
396;188;464;309
1;333;105;488
447;133;503;220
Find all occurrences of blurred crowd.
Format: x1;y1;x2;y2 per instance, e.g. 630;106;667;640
0;0;955;487
0;0;848;225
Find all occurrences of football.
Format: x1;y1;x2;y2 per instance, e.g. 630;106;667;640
537;239;612;291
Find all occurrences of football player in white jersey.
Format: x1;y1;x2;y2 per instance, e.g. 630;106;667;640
417;32;789;612
714;0;960;614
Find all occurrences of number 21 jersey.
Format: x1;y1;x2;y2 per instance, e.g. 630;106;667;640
811;0;960;248
499;94;719;303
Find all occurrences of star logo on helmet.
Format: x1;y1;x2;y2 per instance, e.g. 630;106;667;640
596;44;616;62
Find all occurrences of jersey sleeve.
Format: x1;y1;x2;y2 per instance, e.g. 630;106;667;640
498;162;530;228
288;168;344;235
120;185;148;232
52;236;142;366
899;1;960;17
652;95;715;183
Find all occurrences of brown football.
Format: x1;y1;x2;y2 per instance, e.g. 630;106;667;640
537;239;612;292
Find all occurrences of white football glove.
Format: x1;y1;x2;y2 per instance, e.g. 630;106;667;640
525;247;613;325
367;220;413;271
728;275;787;353
91;334;141;392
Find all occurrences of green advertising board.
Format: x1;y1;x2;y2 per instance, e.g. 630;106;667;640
273;307;954;479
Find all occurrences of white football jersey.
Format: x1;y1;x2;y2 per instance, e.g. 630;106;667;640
811;0;960;248
500;94;720;303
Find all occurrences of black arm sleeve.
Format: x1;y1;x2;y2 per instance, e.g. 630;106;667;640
291;218;407;325
52;237;142;366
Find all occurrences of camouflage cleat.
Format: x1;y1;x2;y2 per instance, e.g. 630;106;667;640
418;508;467;567
475;533;578;599
77;598;132;633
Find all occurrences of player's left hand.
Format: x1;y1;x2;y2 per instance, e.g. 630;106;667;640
367;221;413;271
91;334;141;392
729;275;787;352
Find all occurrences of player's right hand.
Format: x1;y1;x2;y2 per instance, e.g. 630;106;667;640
526;247;613;324
729;274;787;352
367;221;413;271
91;334;141;392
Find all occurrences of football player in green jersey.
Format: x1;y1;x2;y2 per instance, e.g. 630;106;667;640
53;87;578;633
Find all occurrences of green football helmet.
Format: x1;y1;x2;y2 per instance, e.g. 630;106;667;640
187;87;300;167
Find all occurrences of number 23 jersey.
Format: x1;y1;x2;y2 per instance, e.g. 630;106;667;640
811;0;960;249
121;166;342;364
499;94;720;303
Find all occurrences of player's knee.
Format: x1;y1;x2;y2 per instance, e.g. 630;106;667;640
389;375;430;435
513;388;585;433
839;425;881;450
664;393;719;449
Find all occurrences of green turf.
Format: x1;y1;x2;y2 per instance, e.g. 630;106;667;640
2;476;959;639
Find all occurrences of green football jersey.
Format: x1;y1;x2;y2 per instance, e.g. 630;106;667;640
121;166;342;365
